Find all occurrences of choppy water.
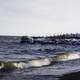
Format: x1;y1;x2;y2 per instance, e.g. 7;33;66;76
0;36;80;80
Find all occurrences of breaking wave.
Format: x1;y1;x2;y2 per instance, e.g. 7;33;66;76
0;52;80;72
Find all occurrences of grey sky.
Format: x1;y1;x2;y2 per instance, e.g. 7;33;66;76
0;0;80;36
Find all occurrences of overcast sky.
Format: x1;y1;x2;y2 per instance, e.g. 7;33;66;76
0;0;80;36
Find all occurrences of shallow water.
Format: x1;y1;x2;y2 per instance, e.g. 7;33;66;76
0;36;80;80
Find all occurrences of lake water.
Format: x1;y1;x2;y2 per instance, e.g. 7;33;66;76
0;36;80;80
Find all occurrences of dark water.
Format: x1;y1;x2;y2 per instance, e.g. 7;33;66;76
0;36;80;80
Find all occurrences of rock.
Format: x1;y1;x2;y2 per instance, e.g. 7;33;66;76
20;36;34;44
60;71;80;80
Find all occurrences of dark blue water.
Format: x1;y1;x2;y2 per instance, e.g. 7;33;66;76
0;36;80;80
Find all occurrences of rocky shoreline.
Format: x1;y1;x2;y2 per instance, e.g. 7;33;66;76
20;34;80;45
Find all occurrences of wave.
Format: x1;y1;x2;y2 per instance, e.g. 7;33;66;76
51;52;80;61
0;52;80;72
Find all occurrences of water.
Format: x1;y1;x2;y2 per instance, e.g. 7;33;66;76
0;36;80;80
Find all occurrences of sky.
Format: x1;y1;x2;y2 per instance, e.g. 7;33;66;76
0;0;80;36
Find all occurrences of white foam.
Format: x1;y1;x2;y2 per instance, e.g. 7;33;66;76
52;52;80;61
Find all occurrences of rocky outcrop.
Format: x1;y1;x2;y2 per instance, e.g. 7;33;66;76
20;36;34;44
60;71;80;80
20;35;80;45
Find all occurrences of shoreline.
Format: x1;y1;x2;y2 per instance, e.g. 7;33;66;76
60;71;80;80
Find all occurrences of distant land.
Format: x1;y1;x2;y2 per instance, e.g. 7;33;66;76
0;33;80;38
19;33;80;45
32;33;80;39
1;33;80;45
